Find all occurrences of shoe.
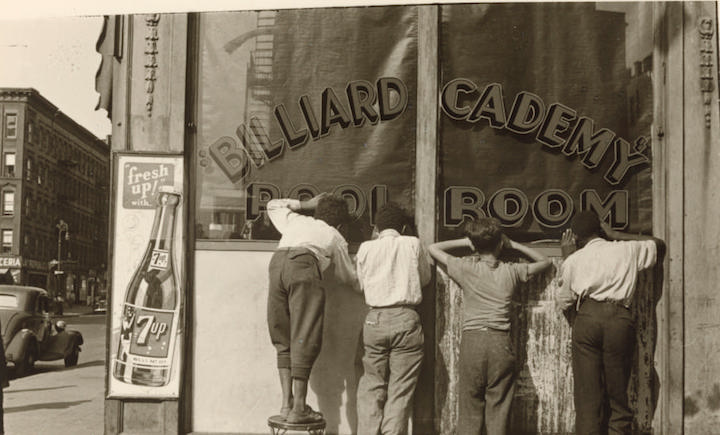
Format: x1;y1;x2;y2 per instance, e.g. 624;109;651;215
286;405;323;424
280;406;292;420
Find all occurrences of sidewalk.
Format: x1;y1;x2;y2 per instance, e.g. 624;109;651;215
57;304;105;318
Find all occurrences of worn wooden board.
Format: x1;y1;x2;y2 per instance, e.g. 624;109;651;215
436;258;659;434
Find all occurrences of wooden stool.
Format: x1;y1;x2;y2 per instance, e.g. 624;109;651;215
267;415;326;435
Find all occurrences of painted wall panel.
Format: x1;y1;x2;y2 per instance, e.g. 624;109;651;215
192;250;366;433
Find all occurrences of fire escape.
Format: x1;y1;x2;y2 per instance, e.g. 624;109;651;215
243;11;276;167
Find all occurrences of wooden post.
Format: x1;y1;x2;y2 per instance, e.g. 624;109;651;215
415;5;439;433
105;13;188;435
681;1;720;433
654;2;686;434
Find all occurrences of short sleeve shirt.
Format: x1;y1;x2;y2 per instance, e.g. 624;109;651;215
558;238;657;308
447;257;529;331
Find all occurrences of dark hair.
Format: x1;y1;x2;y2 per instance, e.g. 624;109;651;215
464;217;503;253
375;202;409;232
314;194;351;227
571;210;601;240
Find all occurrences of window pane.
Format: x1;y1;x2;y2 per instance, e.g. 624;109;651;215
5;114;17;138
2;191;13;215
2;230;12;253
438;3;653;241
195;8;418;242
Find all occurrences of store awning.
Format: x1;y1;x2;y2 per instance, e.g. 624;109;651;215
95;15;120;119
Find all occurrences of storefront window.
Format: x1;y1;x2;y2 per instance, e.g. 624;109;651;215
438;2;654;241
194;7;418;243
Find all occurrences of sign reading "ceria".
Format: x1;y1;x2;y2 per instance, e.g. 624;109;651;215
0;257;21;268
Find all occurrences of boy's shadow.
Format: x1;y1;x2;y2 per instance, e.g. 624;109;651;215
310;282;367;434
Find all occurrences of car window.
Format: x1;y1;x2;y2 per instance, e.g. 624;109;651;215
0;294;18;308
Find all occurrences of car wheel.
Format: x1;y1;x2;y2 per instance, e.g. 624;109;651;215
64;346;80;367
15;348;36;376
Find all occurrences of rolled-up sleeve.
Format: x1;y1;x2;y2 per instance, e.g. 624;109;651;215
266;199;301;234
513;263;530;284
554;263;577;312
333;241;359;290
633;240;657;271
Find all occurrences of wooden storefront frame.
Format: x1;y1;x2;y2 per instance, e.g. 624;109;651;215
101;3;710;433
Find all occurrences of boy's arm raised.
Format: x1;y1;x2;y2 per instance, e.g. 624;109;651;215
428;238;473;266
506;237;552;276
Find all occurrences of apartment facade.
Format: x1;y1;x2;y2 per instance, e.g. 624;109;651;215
0;88;110;303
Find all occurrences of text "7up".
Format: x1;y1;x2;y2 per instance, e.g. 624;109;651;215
135;315;169;345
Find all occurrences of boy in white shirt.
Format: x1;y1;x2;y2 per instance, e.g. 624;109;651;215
266;193;358;424
355;202;431;435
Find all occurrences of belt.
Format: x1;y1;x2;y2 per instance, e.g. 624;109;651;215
368;304;417;310
585;298;629;309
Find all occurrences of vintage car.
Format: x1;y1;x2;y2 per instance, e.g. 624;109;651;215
0;285;83;375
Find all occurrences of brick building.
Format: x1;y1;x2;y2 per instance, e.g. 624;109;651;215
0;88;109;304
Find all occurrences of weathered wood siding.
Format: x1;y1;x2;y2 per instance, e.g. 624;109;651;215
436;257;659;434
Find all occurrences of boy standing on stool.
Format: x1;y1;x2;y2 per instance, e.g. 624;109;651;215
356;202;432;435
266;193;358;424
428;218;551;435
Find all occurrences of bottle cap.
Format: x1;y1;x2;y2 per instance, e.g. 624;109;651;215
158;185;182;196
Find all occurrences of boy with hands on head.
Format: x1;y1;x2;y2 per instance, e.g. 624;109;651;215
428;218;551;435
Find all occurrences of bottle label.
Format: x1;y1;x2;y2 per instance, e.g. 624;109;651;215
149;249;169;270
127;306;175;359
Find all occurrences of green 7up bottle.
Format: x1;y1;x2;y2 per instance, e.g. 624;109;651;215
113;186;181;386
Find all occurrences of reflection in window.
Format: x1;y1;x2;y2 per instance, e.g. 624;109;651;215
195;8;418;243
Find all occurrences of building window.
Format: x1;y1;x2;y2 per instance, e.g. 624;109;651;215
5;114;17;139
25;157;32;182
1;230;12;253
27;122;34;143
25;194;31;216
2;191;14;216
3;153;14;177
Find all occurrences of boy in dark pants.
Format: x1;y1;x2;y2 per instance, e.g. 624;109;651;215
556;211;665;435
355;202;431;435
266;193;358;424
428;218;551;435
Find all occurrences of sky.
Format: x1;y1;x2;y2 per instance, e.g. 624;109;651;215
0;16;111;138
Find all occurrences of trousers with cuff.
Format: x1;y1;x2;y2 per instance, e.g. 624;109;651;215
267;248;325;380
572;299;635;435
357;306;424;435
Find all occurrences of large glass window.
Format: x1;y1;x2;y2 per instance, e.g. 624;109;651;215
194;8;418;243
438;3;653;242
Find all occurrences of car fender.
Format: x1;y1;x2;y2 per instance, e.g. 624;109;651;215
6;329;36;363
62;331;83;357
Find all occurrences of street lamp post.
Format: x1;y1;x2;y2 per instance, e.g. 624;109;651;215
55;220;69;303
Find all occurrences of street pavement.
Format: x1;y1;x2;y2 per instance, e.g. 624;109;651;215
4;312;106;435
